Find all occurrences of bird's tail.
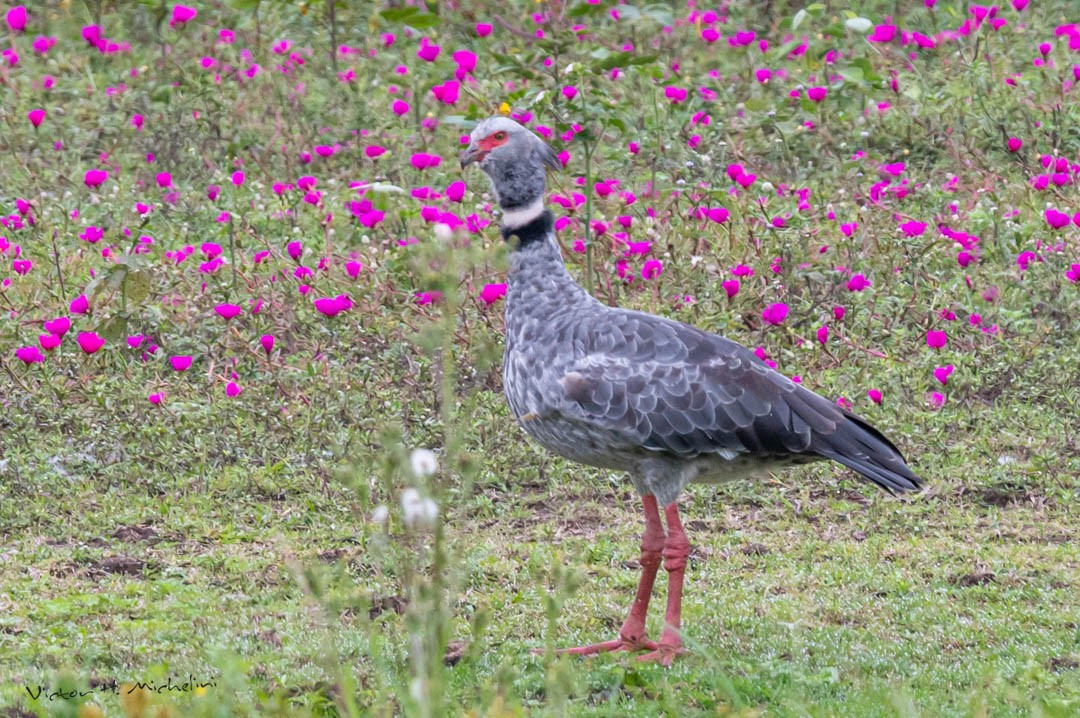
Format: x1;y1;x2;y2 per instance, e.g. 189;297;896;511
815;410;924;494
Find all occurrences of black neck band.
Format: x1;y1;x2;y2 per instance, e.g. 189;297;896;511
501;210;553;249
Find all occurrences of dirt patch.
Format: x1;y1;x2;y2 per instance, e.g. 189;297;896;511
113;524;160;543
954;570;996;587
368;595;407;620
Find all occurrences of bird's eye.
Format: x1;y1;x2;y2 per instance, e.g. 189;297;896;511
493;131;507;141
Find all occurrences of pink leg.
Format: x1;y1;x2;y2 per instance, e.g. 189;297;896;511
639;502;690;666
557;495;665;655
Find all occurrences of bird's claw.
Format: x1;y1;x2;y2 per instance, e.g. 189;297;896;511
534;634;658;657
637;641;686;666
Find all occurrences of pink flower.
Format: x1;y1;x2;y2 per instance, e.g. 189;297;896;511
641;259;664;280
476;23;493;37
417;40;440;62
76;331;105;354
833;305;846;321
446;180;466;202
231;171;245;186
707;207;730;224
27;108;45;127
806;86;828;102
933;365;954;385
226;381;242;397
410;153;442;170
817;326;829;344
259;334;275;355
735;173;757;188
16;346;44;364
214;303;242;319
479;283;507;306
84;169;108;187
392;99;410;116
39;333;62;351
1067;263;1080;283
1007;137;1023;152
868;24;897;43
846;273;871;292
169;4;197;28
722;279;740;298
313;296;346;316
1044;208;1070;229
44;316;71;335
6;5;27;33
156;172;172;188
345;260;363;279
70;294;89;314
929;392;945;409
867;389;883;405
761;302;789;325
899;220;927;237
431;81;459;104
148;392;164;404
287;240;303;260
170;355;193;371
926;330;947;349
365;145;387;158
562;85;578;100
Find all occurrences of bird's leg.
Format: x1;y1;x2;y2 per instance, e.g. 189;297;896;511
639;502;690;666
555;495;664;655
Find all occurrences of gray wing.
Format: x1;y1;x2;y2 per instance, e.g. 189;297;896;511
556;308;922;493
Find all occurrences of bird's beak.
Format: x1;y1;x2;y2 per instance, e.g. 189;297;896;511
460;144;484;169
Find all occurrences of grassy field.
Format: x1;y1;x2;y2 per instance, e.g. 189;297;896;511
1;0;1078;716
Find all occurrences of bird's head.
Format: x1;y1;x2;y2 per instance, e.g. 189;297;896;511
460;117;560;224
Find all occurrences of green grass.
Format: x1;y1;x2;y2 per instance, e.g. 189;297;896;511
1;0;1079;716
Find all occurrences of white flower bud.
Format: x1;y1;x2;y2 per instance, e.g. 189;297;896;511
409;448;438;478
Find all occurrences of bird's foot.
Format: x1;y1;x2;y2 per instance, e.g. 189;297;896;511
637;635;685;666
554;633;658;656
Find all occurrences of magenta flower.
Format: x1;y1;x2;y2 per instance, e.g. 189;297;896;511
1067;263;1080;283
761;302;789;325
1044;208;1070;229
929;392;945;409
16;346;44;364
417;40;440;62
735;173;757;189
562;85;578;100
926;330;947;349
722;279;740;298
476;22;493;37
452;50;477;74
148;392;164;404
226;381;242;397
392;99;410;116
898;220;926;237
868;24;897;43
817;326;829;344
806;86;828;102
214;303;242;319
44;316;70;335
479;283;507;306
169;4;197;27
641;259;664;280
867;389;883;405
933;365;954;385
231;171;245;186
410;153;442;170
840;222;858;237
70;294;89;314
314;296;346;317
345;260;363;279
156;172;172;188
707;207;730;224
170;355;192;371
6;5;26;32
446;180;466;202
833;306;846;321
287;241;303;260
39;333;62;351
1007;137;1023;152
76;331;104;354
365;145;387;158
663;86;688;103
260;334;275;355
84;169;108;187
846;273;871;292
27;108;45;127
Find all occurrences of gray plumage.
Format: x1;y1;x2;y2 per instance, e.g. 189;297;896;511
462;119;922;509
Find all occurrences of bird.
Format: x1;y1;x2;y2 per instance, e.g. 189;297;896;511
460;117;923;666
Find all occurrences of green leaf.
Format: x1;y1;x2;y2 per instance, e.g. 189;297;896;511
379;7;440;29
792;9;808;32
